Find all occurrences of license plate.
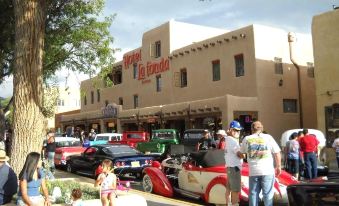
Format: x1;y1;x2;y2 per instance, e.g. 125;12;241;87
131;161;140;167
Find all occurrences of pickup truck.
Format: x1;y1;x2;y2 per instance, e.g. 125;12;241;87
83;133;122;147
136;129;179;155
108;131;149;148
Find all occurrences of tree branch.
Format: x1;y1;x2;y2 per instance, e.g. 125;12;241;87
4;96;13;113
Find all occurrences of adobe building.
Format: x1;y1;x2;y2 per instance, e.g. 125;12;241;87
312;8;339;144
61;20;317;142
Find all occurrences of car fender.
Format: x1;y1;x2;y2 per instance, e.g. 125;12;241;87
143;167;173;197
204;175;227;204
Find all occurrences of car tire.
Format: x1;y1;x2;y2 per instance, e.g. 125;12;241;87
66;162;74;173
142;174;153;193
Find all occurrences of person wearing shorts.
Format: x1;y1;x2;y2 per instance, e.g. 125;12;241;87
225;121;244;206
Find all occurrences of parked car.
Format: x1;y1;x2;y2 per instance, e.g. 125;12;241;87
136;129;179;155
108;131;149;148
54;137;86;167
287;181;339;205
83;133;123;147
142;149;298;205
181;129;213;153
66;144;154;178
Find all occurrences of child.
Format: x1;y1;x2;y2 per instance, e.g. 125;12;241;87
71;188;83;206
95;159;117;206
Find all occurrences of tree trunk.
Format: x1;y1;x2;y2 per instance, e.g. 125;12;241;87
11;0;46;174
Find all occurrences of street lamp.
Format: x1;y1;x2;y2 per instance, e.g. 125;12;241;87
288;32;303;128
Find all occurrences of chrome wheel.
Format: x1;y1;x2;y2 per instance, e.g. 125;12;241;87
142;174;153;193
66;163;73;173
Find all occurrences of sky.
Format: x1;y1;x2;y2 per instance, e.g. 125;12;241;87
0;0;338;98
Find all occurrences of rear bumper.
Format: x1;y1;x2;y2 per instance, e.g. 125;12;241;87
114;166;149;175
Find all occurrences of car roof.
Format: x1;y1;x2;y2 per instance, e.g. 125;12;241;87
184;129;210;133
280;128;326;147
55;137;80;142
96;133;122;136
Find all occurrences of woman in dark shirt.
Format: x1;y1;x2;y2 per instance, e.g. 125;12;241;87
46;132;56;173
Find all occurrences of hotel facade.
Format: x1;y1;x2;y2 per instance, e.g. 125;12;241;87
60;20;317;141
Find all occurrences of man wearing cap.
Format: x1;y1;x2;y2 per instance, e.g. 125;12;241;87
224;121;244;206
240;121;281;206
196;130;216;151
216;130;227;149
0;150;18;205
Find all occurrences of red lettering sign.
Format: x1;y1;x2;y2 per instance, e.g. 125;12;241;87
123;49;142;69
138;58;169;80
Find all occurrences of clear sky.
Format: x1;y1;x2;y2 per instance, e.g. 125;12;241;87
1;0;338;98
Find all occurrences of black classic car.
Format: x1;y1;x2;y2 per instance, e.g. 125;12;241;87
66;144;155;178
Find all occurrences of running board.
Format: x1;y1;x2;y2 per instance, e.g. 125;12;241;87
173;187;201;200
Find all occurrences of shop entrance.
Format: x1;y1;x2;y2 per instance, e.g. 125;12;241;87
233;111;258;136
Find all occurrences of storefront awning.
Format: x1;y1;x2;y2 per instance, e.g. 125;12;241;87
118;108;139;119
162;102;189;116
61;110;103;122
189;96;226;114
138;106;162;118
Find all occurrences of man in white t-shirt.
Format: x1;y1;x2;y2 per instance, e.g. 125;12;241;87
240;121;281;206
224;120;244;206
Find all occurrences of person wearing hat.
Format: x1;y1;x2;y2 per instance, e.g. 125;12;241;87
0;150;18;205
240;121;281;206
196;130;216;151
216;130;227;149
224;121;244;206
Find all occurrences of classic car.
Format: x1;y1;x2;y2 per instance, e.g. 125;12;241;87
66;144;154;178
54;137;86;167
181;129;213;152
142;149;298;205
83;133;123;147
108;131;150;148
136;129;179;155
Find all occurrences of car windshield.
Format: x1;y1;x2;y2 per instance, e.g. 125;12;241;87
95;136;109;141
127;134;142;139
153;131;174;140
184;132;203;140
56;140;81;147
103;145;140;156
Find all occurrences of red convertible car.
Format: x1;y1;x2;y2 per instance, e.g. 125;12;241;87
142;149;298;205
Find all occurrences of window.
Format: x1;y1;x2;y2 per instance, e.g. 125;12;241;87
235;54;244;77
97;89;100;102
57;99;64;106
212;60;220;81
307;62;314;78
91;91;94;104
105;100;109;106
180;68;187;87
84;96;87;105
155;41;161;58
133;95;138;108
108;66;122;85
133;63;138;79
274;57;283;74
119;97;123;105
283;99;298;113
156;75;162;92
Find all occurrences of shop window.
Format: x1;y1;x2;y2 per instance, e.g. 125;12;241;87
180;68;187;87
97;89;100;102
133;95;138;108
84;95;87;105
119;97;123;105
274;57;283;74
307;62;314;78
212;60;220;81
235;54;244;77
156;75;162;92
91;91;94;104
133;63;138;79
283;99;297;113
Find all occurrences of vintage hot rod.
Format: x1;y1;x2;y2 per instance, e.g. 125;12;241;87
142;149;298;205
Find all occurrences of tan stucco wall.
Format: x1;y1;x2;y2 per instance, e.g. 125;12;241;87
312;9;339;133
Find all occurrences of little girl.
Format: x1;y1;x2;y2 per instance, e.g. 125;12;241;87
71;188;83;206
95;159;117;206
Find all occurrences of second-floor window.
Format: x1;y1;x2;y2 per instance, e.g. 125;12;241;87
119;97;123;105
180;68;187;87
97;89;100;102
91;91;94;104
84;95;87;105
235;54;244;77
155;41;161;58
133;95;138;108
274;57;283;74
212;60;220;81
283;99;297;113
156;75;162;92
133;63;138;79
307;62;315;78
57;99;64;106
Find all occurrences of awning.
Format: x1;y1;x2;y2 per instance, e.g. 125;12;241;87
138;106;162;118
61;110;103;122
189;96;226;114
118;108;139;119
162;102;189;116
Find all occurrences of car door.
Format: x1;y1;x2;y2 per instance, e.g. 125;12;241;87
73;146;98;172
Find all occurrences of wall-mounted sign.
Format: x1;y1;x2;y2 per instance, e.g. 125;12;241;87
138;58;169;80
102;104;118;118
123;49;142;69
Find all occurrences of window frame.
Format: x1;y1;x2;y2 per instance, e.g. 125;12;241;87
156;75;162;92
307;62;315;78
180;68;187;88
133;95;139;109
283;99;298;113
212;59;221;81
274;57;283;75
97;89;100;102
91;91;94;104
133;63;138;79
155;41;161;58
234;54;245;77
